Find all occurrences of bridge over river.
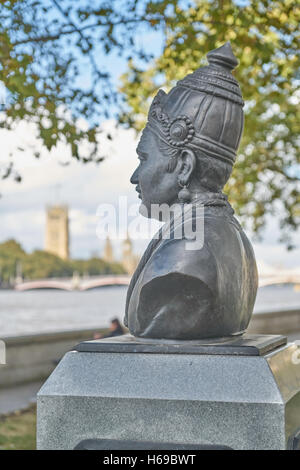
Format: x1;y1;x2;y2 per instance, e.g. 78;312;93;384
13;268;300;291
258;267;300;288
15;274;131;291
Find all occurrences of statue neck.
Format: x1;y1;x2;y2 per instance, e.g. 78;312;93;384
176;186;235;215
176;184;228;205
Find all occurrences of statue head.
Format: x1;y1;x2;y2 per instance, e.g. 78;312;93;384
130;42;244;216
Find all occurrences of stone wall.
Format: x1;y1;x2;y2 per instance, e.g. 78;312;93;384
0;328;106;388
1;308;300;389
248;308;300;336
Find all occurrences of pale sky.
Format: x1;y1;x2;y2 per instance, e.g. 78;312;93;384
0;118;299;270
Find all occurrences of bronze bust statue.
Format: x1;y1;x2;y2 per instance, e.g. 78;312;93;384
124;42;258;340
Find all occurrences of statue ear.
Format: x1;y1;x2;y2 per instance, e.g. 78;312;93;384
177;148;196;186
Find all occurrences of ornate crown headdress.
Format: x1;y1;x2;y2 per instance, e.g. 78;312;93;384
149;91;195;148
147;42;244;166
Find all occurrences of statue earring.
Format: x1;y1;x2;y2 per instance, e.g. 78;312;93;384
178;181;191;204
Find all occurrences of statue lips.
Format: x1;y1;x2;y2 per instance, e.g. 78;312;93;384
135;186;142;199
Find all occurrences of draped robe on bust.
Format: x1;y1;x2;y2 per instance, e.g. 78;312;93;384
124;193;258;340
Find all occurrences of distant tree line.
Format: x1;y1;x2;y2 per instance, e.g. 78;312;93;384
0;239;125;284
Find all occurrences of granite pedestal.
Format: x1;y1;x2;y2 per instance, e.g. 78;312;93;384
37;334;300;450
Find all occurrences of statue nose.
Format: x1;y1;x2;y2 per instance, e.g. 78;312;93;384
130;168;139;185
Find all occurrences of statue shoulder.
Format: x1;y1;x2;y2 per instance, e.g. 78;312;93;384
141;213;253;290
142;235;218;294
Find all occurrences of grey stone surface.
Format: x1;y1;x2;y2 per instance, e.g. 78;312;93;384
76;333;287;356
38;396;284;450
37;341;300;450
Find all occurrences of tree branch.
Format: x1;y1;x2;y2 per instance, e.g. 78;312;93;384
11;17;162;47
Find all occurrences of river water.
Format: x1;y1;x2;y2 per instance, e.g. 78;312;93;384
1;284;300;337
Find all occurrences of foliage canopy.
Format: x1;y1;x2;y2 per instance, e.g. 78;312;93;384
0;0;299;243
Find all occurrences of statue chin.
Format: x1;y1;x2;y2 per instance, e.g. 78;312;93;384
139;198;181;223
139;202;165;220
138;202;150;219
